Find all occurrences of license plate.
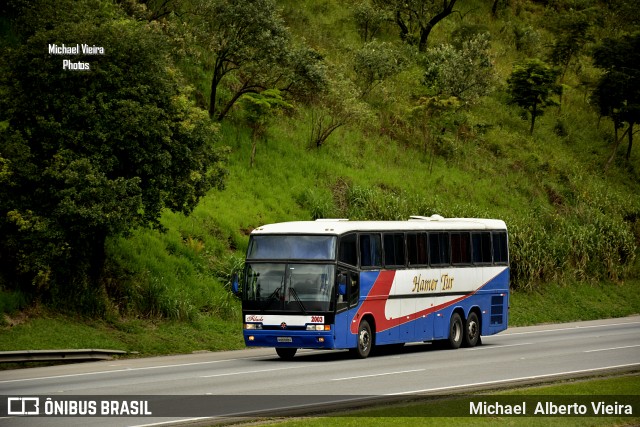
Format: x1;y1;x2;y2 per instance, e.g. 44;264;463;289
277;337;292;343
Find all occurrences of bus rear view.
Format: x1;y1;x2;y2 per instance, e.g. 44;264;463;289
239;217;509;359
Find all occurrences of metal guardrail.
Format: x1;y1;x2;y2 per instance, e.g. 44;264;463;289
0;349;127;363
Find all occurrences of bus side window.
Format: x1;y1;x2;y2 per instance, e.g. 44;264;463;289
429;232;450;266
383;233;405;267
472;232;492;264
359;233;382;268
451;232;471;265
339;233;358;266
407;232;428;266
493;232;509;264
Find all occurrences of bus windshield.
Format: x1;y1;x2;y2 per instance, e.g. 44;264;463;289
244;263;335;312
247;235;336;260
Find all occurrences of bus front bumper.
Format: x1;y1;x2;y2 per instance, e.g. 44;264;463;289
243;330;335;349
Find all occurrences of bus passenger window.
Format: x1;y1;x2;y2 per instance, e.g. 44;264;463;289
359;234;381;267
407;233;428;265
472;232;492;264
493;232;509;264
451;232;471;265
383;233;405;267
429;232;450;265
339;234;357;266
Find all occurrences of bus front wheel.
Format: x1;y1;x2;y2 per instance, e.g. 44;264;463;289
352;320;373;358
275;347;297;360
448;313;463;349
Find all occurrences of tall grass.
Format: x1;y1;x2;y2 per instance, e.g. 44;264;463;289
104;226;240;321
293;177;638;291
0;288;28;319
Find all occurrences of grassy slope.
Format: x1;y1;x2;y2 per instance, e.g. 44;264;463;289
1;0;640;354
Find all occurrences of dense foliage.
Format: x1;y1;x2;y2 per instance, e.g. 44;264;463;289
0;0;227;309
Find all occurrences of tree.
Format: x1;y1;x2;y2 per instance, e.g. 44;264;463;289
373;0;458;51
353;41;408;97
191;0;324;121
352;1;388;42
0;1;227;302
239;89;292;167
548;10;593;80
591;33;640;162
309;73;372;148
192;0;290;120
407;96;461;169
423;33;496;104
507;59;562;134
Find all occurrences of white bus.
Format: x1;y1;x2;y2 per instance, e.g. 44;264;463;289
237;215;509;359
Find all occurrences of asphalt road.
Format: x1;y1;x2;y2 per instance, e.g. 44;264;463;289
0;316;638;426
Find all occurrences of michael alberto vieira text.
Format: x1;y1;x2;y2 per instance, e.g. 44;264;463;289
470;400;634;416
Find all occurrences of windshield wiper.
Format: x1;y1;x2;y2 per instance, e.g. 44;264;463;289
261;276;285;309
288;287;307;314
267;285;282;301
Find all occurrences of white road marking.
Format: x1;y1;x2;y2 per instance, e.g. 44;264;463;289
0;357;266;384
387;363;640;395
467;342;533;351
584;344;640;353
332;368;425;381
130;417;212;427
201;365;308;378
502;321;640;336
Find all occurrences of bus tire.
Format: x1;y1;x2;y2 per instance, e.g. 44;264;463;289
275;347;297;360
463;312;480;348
353;319;373;358
448;313;463;349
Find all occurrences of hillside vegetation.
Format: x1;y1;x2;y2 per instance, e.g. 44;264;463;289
0;0;639;349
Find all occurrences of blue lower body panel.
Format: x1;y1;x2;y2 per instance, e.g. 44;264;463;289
244;330;336;349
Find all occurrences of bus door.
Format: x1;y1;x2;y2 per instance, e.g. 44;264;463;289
334;269;359;349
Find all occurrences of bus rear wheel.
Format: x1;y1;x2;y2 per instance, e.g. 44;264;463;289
275;347;297;360
463;312;480;348
352;320;373;358
448;313;463;349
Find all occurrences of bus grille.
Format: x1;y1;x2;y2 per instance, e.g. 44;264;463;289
490;295;504;325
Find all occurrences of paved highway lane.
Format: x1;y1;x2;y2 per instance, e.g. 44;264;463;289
0;316;638;426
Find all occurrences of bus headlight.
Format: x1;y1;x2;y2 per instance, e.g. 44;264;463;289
306;325;330;331
244;323;262;330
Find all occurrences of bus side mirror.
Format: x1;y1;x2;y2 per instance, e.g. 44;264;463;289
232;273;239;295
